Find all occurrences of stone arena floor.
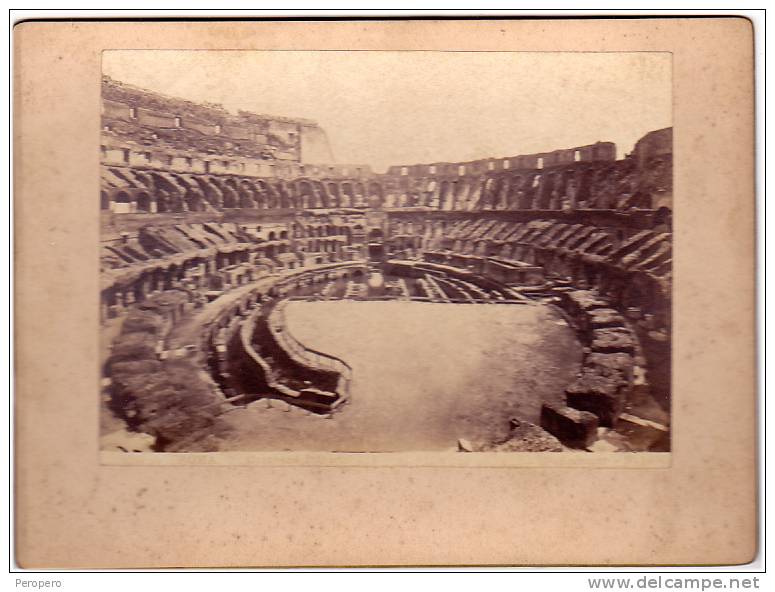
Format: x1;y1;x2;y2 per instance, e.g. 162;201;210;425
217;300;583;452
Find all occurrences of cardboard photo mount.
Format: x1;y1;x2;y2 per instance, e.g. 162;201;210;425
14;18;757;568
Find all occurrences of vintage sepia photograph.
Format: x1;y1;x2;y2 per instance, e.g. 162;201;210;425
98;50;673;455
15;15;759;570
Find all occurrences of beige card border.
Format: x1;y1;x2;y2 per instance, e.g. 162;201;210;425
14;18;756;568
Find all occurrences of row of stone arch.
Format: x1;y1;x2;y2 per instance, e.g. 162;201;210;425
101;168;387;213
288;222;352;240
381;162;641;211
101;162;655;214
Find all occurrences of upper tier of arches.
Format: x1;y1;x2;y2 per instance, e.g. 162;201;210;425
101;147;672;217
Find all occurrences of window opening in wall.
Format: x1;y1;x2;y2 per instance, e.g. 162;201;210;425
122;149;130;163
204;161;211;173
215;124;222;134
430;165;437;174
488;162;495;171
185;157;193;167
144;151;151;162
574;150;581;162
504;159;510;169
174;116;182;128
537;157;544;170
129;107;137;119
401;167;408;176
458;165;465;176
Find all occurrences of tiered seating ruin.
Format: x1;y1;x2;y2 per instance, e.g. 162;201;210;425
100;78;672;454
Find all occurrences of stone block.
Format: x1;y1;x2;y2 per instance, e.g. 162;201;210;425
565;372;623;427
584;352;634;385
591;327;636;355
566;290;608;312
540;403;599;449
617;413;670;452
588;308;626;329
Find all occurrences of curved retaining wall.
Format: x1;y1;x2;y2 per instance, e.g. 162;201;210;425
266;300;352;409
225;262;364;412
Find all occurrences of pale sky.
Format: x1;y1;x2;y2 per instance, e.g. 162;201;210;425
103;51;671;172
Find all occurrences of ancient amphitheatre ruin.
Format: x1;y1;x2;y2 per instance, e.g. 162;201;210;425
99;72;672;455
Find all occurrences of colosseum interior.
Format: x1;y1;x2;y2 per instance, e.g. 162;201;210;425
100;75;673;454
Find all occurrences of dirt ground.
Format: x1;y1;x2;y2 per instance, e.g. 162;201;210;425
216;300;582;452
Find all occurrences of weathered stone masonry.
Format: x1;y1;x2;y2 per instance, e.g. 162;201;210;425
100;78;672;452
